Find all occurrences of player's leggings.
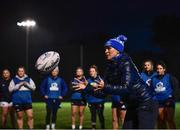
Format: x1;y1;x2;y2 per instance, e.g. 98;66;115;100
88;103;105;129
45;99;60;125
46;106;58;124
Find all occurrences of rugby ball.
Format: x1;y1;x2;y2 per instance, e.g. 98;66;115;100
35;51;60;73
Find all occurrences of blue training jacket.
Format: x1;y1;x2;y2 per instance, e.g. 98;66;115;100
85;75;105;104
151;73;173;101
40;76;68;99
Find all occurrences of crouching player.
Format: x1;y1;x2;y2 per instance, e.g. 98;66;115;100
9;66;36;129
71;67;87;130
40;67;68;130
152;61;178;129
111;95;126;129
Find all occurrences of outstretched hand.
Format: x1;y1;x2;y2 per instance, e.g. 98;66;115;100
74;83;86;91
74;76;88;85
93;78;105;91
72;76;88;91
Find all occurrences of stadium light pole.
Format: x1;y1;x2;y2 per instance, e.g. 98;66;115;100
17;20;36;73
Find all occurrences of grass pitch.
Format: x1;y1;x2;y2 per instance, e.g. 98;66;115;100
0;102;180;129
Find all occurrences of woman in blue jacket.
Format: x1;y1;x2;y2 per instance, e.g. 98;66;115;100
40;66;68;130
75;35;158;129
71;67;87;130
151;61;178;129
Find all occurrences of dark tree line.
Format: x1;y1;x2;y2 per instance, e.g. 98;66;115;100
151;14;180;100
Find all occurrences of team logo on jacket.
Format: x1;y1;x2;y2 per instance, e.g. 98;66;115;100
50;83;59;91
155;82;166;93
146;79;151;86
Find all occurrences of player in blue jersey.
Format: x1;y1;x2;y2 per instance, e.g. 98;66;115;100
111;95;126;129
0;69;15;128
84;65;106;129
141;59;156;86
9;66;36;129
40;66;68;130
152;61;178;129
71;67;87;130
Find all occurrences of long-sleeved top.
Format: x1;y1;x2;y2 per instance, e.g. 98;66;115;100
40;75;68;99
9;75;36;104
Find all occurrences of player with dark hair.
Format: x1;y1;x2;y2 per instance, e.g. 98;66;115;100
9;66;36;129
0;69;15;128
85;65;105;129
141;59;157;86
75;35;158;129
40;66;68;130
111;95;126;129
71;67;87;130
151;61;178;129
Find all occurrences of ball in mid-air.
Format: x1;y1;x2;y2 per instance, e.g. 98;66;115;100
35;51;60;74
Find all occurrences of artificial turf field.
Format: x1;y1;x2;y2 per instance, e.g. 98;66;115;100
1;102;180;129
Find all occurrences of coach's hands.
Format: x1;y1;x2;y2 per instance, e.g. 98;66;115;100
73;76;88;91
93;78;105;91
74;76;88;86
44;95;48;99
74;83;86;91
59;96;63;100
91;82;99;88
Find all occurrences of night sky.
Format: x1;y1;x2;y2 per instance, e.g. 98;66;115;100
0;0;180;97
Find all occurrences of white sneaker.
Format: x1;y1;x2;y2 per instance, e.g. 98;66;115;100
79;125;83;129
46;124;50;130
72;124;76;130
51;123;56;130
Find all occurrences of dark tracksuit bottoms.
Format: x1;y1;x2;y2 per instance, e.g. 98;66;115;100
123;99;158;129
46;99;60;125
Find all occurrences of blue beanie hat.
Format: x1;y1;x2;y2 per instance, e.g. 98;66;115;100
105;35;127;52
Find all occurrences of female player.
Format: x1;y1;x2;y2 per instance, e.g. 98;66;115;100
85;65;105;129
111;95;126;129
75;35;158;129
71;67;87;130
0;69;15;128
40;66;68;130
141;59;156;86
151;61;178;129
9;66;36;129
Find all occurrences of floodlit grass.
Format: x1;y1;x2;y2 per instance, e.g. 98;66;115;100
0;102;180;129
